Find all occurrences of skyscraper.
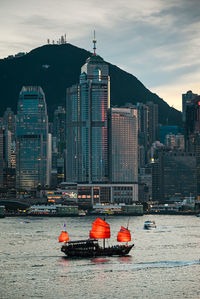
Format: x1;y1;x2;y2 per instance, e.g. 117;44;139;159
0;128;7;187
184;95;200;151
53;106;66;183
184;95;200;199
146;101;159;146
137;102;149;167
3;107;16;142
0;128;14;189
108;107;138;183
53;105;66;151
66;38;138;204
66;52;110;183
3;107;16;170
16;86;50;190
152;150;196;201
182;90;198;122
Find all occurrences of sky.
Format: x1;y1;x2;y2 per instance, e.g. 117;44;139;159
0;0;200;111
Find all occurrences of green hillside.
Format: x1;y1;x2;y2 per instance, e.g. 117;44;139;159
0;43;182;125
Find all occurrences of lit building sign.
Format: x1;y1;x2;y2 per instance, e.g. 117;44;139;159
62;192;77;199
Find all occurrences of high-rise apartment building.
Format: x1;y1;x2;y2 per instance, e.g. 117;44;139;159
3;108;16;142
183;95;200;200
137;103;149;167
108;107;138;183
3;108;16;170
0;128;14;189
66;54;110;183
52;106;66;184
53;106;66;150
16;86;50;190
137;103;148;146
147;101;159;146
0;128;6;187
182;90;198;122
184;96;200;150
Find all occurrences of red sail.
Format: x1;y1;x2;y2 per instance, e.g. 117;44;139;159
117;226;131;242
90;217;111;239
59;231;69;242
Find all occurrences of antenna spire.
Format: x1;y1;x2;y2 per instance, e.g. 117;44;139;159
93;30;96;56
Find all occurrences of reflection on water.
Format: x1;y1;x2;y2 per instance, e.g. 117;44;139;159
61;256;70;266
0;215;200;299
118;256;133;263
91;257;110;264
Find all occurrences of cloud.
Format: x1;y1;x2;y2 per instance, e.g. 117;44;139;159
0;0;200;111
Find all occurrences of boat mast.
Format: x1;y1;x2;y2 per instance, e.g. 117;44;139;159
103;217;106;249
127;217;130;229
127;218;130;246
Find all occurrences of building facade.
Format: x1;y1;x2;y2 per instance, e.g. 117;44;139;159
108;107;138;183
182;90;198;123
77;183;138;206
136;103;149;167
52;106;66;184
16;86;50;190
165;133;184;150
146;101;159;147
3;108;16;142
0;128;15;190
152;150;196;201
66;54;110;184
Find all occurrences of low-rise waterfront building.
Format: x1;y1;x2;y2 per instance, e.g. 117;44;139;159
28;204;78;216
77;183;138;207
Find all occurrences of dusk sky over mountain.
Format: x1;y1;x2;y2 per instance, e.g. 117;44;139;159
0;0;200;111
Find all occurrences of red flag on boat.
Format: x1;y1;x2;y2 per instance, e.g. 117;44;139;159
117;226;131;242
90;217;111;239
59;231;69;243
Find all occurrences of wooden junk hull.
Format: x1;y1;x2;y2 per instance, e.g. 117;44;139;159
61;239;134;258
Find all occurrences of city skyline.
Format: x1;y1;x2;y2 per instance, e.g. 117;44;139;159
1;0;200;111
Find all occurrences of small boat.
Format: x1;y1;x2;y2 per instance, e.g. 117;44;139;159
59;218;134;258
78;210;86;216
144;220;156;230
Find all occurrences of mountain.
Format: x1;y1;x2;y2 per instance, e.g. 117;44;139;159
0;43;182;125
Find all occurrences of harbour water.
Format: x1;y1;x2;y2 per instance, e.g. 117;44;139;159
0;215;200;298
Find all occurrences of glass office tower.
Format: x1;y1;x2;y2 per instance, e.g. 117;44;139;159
16;86;49;190
66;55;110;183
109;108;138;183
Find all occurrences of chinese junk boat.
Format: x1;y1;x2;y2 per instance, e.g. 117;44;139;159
59;218;134;258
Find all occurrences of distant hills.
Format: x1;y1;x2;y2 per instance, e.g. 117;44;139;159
0;43;182;125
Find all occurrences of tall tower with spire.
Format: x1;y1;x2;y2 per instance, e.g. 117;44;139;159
66;35;110;183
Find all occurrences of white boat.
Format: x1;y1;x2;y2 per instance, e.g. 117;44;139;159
144;220;156;229
78;210;86;216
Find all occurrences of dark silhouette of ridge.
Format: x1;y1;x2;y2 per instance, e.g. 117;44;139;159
0;43;182;125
